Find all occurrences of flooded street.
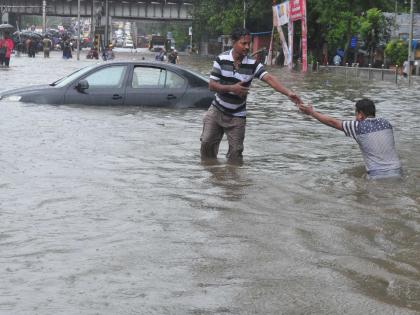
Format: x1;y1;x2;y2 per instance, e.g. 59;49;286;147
0;51;419;314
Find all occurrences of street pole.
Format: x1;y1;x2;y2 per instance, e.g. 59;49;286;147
42;0;46;34
188;26;192;54
243;0;246;28
77;0;81;60
105;0;109;48
394;0;398;38
408;0;414;86
91;0;95;42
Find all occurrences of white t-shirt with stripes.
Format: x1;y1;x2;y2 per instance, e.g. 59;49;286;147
342;118;401;174
209;49;268;117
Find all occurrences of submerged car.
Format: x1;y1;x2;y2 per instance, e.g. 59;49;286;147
0;62;214;108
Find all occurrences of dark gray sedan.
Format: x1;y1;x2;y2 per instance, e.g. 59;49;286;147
0;61;214;108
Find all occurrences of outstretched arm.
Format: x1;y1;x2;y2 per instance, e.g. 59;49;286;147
299;104;343;131
261;73;302;105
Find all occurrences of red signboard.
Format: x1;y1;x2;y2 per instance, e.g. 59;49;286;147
290;0;304;22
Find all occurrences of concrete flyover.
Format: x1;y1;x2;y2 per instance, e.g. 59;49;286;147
0;0;193;21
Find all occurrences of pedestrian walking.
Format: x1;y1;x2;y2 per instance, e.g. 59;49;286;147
43;36;52;58
167;49;179;64
333;54;342;66
0;36;5;66
103;44;115;61
299;99;402;180
62;41;72;59
403;60;409;78
0;35;14;67
155;48;165;61
200;28;302;163
28;39;36;58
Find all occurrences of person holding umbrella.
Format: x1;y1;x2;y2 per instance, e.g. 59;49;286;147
0;24;15;67
0;35;5;66
0;33;14;67
2;34;14;67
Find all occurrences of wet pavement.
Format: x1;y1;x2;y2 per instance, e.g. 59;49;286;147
0;50;419;314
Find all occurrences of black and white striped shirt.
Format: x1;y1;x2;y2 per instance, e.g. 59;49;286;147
210;49;268;117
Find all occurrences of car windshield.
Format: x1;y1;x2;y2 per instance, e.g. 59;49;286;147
50;65;97;88
184;68;209;83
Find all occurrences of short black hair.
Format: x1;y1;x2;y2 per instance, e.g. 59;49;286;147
231;28;251;42
355;99;376;117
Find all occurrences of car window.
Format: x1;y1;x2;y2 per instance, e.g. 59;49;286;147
52;65;96;88
165;71;185;88
132;67;185;89
132;67;165;88
84;66;127;88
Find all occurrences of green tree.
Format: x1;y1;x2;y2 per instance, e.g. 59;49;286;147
384;39;408;66
307;0;399;63
171;25;190;50
191;0;273;42
359;8;390;64
190;0;415;64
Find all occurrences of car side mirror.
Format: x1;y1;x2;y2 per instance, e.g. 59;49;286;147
76;80;89;93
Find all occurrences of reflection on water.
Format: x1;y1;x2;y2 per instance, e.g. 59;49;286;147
0;51;419;314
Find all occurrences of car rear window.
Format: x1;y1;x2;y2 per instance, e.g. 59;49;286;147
132;67;185;89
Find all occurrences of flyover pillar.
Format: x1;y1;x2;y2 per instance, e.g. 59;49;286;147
104;0;109;46
42;0;47;33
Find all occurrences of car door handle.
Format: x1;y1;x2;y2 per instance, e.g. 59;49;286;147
167;94;177;100
112;94;123;100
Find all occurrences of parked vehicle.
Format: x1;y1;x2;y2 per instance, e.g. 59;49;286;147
149;35;166;52
123;39;134;48
0;62;213;108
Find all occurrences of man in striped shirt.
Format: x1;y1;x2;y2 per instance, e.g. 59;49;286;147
299;99;402;180
200;28;302;163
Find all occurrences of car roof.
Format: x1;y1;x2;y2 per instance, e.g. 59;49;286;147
88;61;209;87
99;61;183;70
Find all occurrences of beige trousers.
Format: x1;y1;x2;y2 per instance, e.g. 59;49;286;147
200;105;246;162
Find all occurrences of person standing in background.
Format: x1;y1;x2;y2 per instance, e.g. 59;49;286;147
1;35;14;67
167;49;179;64
402;60;410;78
43;36;52;58
0;36;5;66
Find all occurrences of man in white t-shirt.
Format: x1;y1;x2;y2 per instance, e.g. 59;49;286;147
333;54;342;66
403;60;409;78
299;99;402;180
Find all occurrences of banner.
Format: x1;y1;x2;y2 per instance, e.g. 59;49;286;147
271;0;307;72
277;25;290;66
287;0;307;72
290;0;304;22
288;21;294;69
301;0;307;72
301;21;307;72
273;2;289;26
272;3;290;66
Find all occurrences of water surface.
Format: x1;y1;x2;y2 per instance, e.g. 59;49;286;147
0;51;419;314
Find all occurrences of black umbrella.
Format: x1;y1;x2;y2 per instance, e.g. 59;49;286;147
0;23;15;31
20;31;42;39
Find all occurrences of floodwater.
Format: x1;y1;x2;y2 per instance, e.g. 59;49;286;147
0;50;419;315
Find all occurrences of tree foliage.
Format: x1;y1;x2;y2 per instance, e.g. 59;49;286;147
191;0;414;65
359;8;390;63
191;0;273;39
384;39;408;65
